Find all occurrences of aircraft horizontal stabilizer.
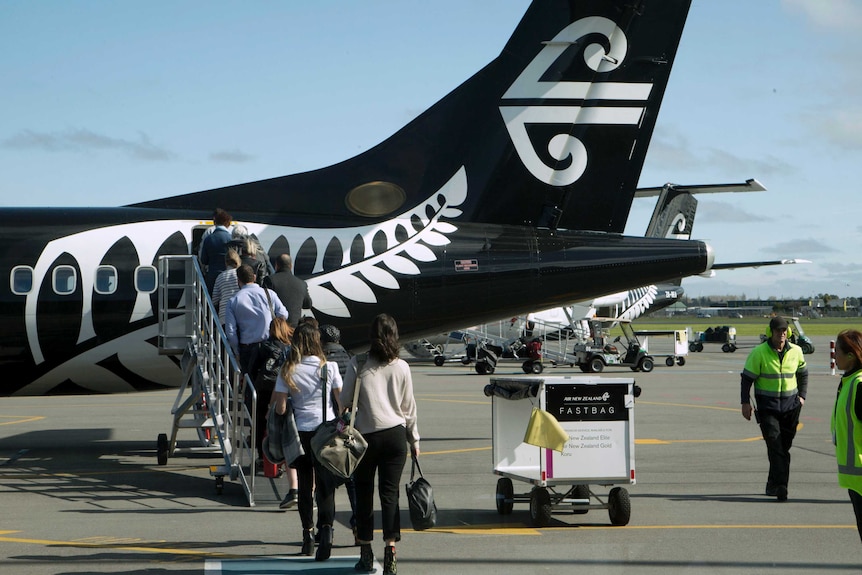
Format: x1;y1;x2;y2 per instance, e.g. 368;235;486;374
635;179;766;198
709;258;812;271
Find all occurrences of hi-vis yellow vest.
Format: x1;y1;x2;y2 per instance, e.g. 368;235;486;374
742;341;805;399
832;369;862;493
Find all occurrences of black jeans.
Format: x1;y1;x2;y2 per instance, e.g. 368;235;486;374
353;425;408;543
293;431;336;531
758;404;801;489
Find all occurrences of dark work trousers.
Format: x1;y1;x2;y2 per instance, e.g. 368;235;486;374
758;404;802;489
849;489;862;543
353;425;408;543
293;431;336;531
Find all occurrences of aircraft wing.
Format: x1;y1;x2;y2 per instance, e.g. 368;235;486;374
635;178;766;198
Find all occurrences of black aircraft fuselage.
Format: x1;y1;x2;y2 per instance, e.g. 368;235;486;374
0;0;713;395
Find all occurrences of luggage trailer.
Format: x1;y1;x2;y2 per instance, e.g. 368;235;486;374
487;376;636;527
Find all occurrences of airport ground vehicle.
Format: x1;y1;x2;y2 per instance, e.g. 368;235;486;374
759;316;815;354
688;325;737;352
573;320;655;373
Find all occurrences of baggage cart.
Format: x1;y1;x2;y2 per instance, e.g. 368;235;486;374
485;376;636;527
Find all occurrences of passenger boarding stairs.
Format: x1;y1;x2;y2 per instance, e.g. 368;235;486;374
155;255;258;505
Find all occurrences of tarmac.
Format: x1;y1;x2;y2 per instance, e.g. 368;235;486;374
1;335;861;574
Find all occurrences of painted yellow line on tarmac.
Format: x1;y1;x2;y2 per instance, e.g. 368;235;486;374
543;524;856;531
0;415;45;426
637;436;762;445
0;534;241;558
424;446;491;456
638;400;738;412
418;397;489;405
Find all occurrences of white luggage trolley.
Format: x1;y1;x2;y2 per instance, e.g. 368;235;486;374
486;376;636;527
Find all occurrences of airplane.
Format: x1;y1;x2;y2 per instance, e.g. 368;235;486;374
2;0;717;396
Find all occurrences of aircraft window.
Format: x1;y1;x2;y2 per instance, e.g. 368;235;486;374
10;266;33;295
95;266;118;294
346;181;406;217
53;265;77;295
135;266;158;293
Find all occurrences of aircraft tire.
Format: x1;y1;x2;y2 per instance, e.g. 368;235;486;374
529;487;552;527
496;477;514;515
608;487;631;526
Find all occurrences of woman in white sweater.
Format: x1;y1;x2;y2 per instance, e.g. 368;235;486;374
342;314;419;575
272;322;342;561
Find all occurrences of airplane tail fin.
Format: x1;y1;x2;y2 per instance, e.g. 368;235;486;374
132;0;692;234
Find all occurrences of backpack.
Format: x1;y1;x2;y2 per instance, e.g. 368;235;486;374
255;340;289;392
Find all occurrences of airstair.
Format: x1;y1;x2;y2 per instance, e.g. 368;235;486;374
155;255;257;505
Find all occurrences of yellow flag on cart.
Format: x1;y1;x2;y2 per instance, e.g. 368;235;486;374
523;407;568;453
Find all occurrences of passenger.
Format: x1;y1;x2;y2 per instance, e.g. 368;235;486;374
198;208;233;294
320;324;359;545
225;264;288;374
271;322;343;560
264;254;313;329
342;313;419;575
740;316;808;501
211;249;242;328
831;329;862;543
229;224;268;284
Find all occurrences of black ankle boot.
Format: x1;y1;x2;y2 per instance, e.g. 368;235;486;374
301;529;314;556
315;525;332;561
355;543;374;572
383;545;397;575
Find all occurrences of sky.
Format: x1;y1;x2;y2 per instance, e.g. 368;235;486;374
1;0;860;300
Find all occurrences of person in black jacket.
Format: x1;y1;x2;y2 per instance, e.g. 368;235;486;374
264;254;312;328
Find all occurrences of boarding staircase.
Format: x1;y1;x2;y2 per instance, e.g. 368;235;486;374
155;255;257;506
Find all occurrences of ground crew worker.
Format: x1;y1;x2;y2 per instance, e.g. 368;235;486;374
740;316;808;501
831;329;862;542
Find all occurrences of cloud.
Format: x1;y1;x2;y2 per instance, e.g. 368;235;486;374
647;131;794;176
209;150;256;163
783;0;862;31
800;107;862;150
698;200;764;223
0;128;175;161
761;237;836;256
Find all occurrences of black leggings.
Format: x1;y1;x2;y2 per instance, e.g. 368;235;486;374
353;425;408;543
849;489;862;543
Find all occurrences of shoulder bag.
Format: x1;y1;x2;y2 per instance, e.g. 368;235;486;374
310;363;367;481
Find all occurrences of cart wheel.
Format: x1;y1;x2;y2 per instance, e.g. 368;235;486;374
460;356;472;365
496;477;514;515
475;362;488;375
730;344;737;352
696;343;704;352
590;357;604;373
521;362;532;374
665;357;674;367
434;356;445;367
531;362;543;374
639;358;654;373
608;486;631;526
801;342;814;354
677;357;686;366
688;343;697;352
578;364;590;373
157;433;169;466
572;484;590;515
529;487;552;527
721;343;730;353
215;476;224;495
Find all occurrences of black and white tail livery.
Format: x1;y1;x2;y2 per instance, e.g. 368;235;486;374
0;0;714;396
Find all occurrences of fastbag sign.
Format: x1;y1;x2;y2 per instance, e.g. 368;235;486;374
546;383;629;422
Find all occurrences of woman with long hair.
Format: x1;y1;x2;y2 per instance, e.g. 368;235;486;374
342;313;419;575
272;322;342;560
832;329;862;543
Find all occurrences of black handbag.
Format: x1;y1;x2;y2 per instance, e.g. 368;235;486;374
310;364;367;480
405;454;437;530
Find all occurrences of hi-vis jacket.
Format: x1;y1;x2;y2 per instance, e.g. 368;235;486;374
740;341;808;412
832;369;862;494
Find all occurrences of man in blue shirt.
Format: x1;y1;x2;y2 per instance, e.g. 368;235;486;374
226;264;289;373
